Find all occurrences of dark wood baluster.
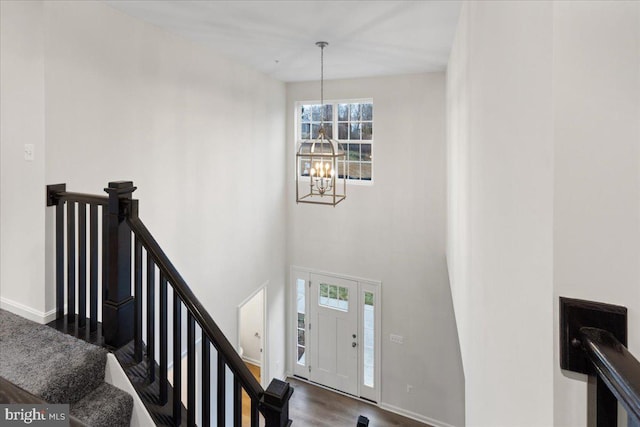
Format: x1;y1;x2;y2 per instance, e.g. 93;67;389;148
218;354;225;427
202;336;211;427
55;201;64;319
77;203;86;328
234;376;242;427
173;293;182;425
89;205;98;332
101;207;107;306
147;257;155;382
67;201;76;323
187;314;196;426
133;237;143;362
159;275;168;405
251;398;259;427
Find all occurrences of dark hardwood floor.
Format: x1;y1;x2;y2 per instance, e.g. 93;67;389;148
287;377;433;427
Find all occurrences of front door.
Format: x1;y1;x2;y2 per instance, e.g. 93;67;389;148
308;274;359;395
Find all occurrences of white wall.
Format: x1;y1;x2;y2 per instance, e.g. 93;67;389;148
0;1;48;320
240;289;264;365
287;74;465;427
448;1;640;426
553;2;640;425
446;2;555;426
0;0;288;381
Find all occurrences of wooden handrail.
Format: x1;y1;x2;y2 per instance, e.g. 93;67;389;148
126;215;264;401
580;327;640;422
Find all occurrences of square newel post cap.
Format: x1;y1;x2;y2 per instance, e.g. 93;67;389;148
104;181;137;197
264;379;292;407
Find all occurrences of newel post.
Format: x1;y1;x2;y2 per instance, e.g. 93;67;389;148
103;181;137;348
261;379;293;427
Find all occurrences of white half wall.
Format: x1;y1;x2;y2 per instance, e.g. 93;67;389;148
287;73;465;427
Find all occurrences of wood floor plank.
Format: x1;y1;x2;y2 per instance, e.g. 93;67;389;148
240;363;432;426
287;377;432;427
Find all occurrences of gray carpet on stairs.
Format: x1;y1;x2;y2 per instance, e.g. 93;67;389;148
0;309;133;426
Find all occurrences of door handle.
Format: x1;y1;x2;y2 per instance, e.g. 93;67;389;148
352;342;357;348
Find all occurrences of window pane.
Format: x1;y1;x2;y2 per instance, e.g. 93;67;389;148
362;122;373;140
311;105;321;121
311;123;320;139
348;162;361;180
347;144;360;161
297;279;306;314
320;123;333;139
350;103;361;121
350;123;361;140
297;329;305;346
364;291;374;387
297;346;305;364
320;283;328;298
322;104;333;122
329;285;337;299
365;291;374;306
298;312;305;328
338;160;346;179
338;123;348;140
301;105;311;122
300;159;311;176
301;123;311;140
361;162;372;181
361;144;372;162
362;103;373;120
338;104;349;121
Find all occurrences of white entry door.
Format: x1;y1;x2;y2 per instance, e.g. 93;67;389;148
308;274;359;396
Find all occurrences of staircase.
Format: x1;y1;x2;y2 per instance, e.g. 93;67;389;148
41;181;293;427
0;309;133;426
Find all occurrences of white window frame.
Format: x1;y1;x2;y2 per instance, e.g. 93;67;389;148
295;98;374;186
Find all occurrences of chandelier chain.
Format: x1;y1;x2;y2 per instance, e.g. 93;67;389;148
320;44;324;125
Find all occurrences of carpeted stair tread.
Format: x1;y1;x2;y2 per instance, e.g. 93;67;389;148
70;382;133;427
0;310;106;404
0;309;133;427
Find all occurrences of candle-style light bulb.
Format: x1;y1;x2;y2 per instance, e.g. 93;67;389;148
310;168;316;176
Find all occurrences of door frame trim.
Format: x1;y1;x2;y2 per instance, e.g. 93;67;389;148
237;281;268;387
289;266;381;403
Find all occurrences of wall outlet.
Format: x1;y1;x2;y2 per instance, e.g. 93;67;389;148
406;384;413;393
24;144;34;161
390;334;404;344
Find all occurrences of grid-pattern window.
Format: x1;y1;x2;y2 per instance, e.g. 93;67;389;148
298;100;373;182
319;283;349;312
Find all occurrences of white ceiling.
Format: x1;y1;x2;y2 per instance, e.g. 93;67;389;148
105;1;461;82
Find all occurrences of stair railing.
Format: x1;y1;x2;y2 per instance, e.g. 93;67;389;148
560;297;640;427
47;181;292;427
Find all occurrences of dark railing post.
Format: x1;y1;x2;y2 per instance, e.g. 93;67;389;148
46;184;66;320
103;181;137;348
261;379;293;427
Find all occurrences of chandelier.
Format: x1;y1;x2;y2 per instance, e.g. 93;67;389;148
296;41;346;206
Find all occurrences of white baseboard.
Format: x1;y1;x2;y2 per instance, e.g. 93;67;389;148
0;297;57;324
379;402;458;427
242;356;262;367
